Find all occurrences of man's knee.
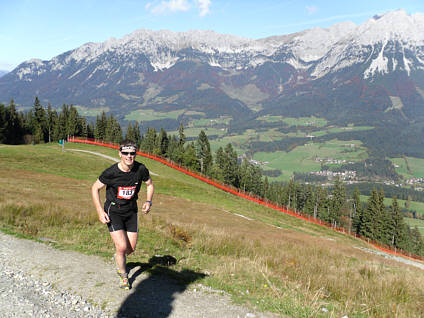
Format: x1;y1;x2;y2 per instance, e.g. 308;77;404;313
115;243;129;255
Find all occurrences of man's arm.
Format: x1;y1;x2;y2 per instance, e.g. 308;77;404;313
141;177;154;214
91;179;110;224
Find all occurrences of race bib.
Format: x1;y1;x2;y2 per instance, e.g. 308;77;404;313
117;186;136;200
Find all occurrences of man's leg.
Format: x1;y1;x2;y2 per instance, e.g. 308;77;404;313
124;212;139;256
126;231;138;255
110;230;130;274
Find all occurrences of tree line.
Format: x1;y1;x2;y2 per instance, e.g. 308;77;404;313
0;98;92;144
1;97;423;257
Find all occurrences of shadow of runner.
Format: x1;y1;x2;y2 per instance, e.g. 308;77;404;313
117;255;207;318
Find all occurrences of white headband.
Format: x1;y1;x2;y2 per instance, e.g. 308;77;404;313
120;146;136;152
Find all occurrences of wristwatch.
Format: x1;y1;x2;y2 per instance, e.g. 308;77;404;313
146;200;152;206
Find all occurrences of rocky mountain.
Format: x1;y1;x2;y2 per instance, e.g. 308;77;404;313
0;10;423;156
0;70;8;78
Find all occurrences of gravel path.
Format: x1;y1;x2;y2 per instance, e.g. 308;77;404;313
0;232;281;318
66;149;159;176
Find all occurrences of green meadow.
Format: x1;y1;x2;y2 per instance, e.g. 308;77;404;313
253;140;368;181
1;142;424;317
74;105;110;117
391;156;424;178
405;218;424;235
191;116;232;127
125;109;185;121
257;115;328;127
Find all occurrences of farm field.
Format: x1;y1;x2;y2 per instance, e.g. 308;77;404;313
253;140;368;181
169;126;226;139
359;195;424;217
391;156;424;179
405;218;424;235
257;115;328;127
125;108;185;121
311;126;374;137
168;112;373;181
1;142;424;317
191;116;232;127
73;105;109;117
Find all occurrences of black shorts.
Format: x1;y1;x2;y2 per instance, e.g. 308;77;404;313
107;210;138;233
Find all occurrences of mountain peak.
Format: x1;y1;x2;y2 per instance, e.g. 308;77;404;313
358;10;424;44
3;10;424;86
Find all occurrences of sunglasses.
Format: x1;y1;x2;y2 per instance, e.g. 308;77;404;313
121;151;136;156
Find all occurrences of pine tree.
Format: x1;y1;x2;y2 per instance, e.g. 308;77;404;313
250;164;263;196
0;103;6;143
5;100;24;144
133;122;141;146
173;123;186;164
157;128;169;156
57;104;70;140
110;116;122;143
329;177;346;227
140;127;157;153
352;187;363;234
212;146;225;182
295;184;307;212
375;189;388;244
167;135;179;162
360;188;379;240
239;158;251;192
32;97;47;143
183;142;200;171
94;111;107;140
67;106;79;137
388;196;408;248
178;123;186;148
79;117;88;138
263;176;270;199
239;159;262;195
286;179;297;209
46;104;58;142
410;226;424;255
103;114;122;143
87;122;95;139
125;122;136;142
196;130;212;175
315;185;328;220
223;143;239;187
125;121;142;146
303;185;316;216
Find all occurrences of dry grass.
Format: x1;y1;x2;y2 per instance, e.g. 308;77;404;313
1;144;424;317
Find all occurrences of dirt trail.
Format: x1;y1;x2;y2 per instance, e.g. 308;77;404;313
0;231;280;317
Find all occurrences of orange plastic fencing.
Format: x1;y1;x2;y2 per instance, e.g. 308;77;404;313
68;136;424;263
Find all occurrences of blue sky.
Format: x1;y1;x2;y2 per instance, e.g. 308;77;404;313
1;0;423;71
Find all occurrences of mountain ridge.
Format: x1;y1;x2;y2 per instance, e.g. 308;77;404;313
0;10;423;160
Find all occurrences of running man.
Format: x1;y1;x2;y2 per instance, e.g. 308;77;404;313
91;139;154;289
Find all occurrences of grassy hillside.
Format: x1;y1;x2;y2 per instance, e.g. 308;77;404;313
1;143;424;317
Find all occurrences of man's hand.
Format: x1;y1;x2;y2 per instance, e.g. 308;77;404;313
98;210;110;224
142;201;152;214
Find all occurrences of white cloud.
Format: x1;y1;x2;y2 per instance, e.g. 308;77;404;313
146;0;191;15
306;5;318;16
196;0;211;17
146;0;211;16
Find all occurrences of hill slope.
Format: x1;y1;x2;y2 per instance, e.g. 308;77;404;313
1;143;424;317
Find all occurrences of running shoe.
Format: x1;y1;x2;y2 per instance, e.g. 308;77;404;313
118;271;130;290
